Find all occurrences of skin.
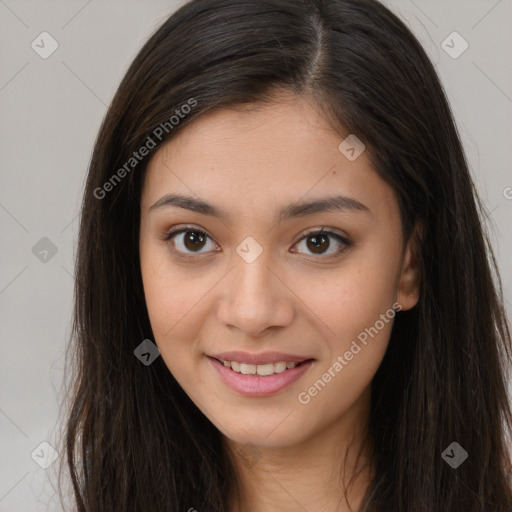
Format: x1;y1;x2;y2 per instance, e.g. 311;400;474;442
139;90;420;512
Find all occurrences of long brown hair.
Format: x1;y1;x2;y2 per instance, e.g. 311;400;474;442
57;0;512;510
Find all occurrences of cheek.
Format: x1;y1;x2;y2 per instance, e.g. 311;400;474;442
139;243;205;370
140;240;203;333
296;274;395;425
140;265;211;397
295;247;399;400
303;253;399;342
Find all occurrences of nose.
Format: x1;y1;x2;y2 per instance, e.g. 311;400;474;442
216;252;295;338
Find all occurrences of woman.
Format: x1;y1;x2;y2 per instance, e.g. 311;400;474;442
58;0;512;510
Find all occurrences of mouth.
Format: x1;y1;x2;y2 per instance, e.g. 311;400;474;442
209;356;313;376
206;355;315;397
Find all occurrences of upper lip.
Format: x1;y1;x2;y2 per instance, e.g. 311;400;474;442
208;351;314;365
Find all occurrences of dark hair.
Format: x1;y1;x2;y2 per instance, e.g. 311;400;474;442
58;0;512;510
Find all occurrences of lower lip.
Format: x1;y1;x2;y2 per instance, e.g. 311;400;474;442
207;356;314;397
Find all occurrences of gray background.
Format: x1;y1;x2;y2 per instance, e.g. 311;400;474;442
0;1;511;510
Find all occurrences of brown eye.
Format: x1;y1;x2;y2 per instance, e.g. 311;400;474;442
164;226;350;260
306;233;330;254
292;230;350;258
165;227;218;255
182;231;207;251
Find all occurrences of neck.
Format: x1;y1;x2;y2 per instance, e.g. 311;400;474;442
225;387;374;512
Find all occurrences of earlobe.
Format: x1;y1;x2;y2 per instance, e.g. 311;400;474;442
396;222;422;311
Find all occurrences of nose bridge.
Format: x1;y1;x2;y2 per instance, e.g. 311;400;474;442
235;248;275;301
217;243;293;335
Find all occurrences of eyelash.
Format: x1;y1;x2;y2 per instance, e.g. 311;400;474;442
163;224;352;260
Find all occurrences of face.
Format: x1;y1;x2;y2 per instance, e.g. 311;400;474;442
139;91;420;450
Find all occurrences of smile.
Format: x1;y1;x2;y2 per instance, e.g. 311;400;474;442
215;358;305;376
207;355;314;397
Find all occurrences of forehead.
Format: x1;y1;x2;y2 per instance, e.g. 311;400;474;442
141;93;397;224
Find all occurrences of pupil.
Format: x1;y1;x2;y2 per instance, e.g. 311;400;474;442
184;231;206;251
307;234;329;254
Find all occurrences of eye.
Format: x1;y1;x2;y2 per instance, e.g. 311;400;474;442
163;225;351;259
291;227;351;259
164;225;218;257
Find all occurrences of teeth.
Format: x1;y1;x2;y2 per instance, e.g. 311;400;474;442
221;359;302;376
256;363;274;376
240;363;256;375
274;361;287;373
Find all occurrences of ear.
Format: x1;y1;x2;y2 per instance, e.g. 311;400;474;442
396;221;422;311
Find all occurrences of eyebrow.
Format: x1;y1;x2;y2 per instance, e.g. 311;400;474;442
148;193;371;222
